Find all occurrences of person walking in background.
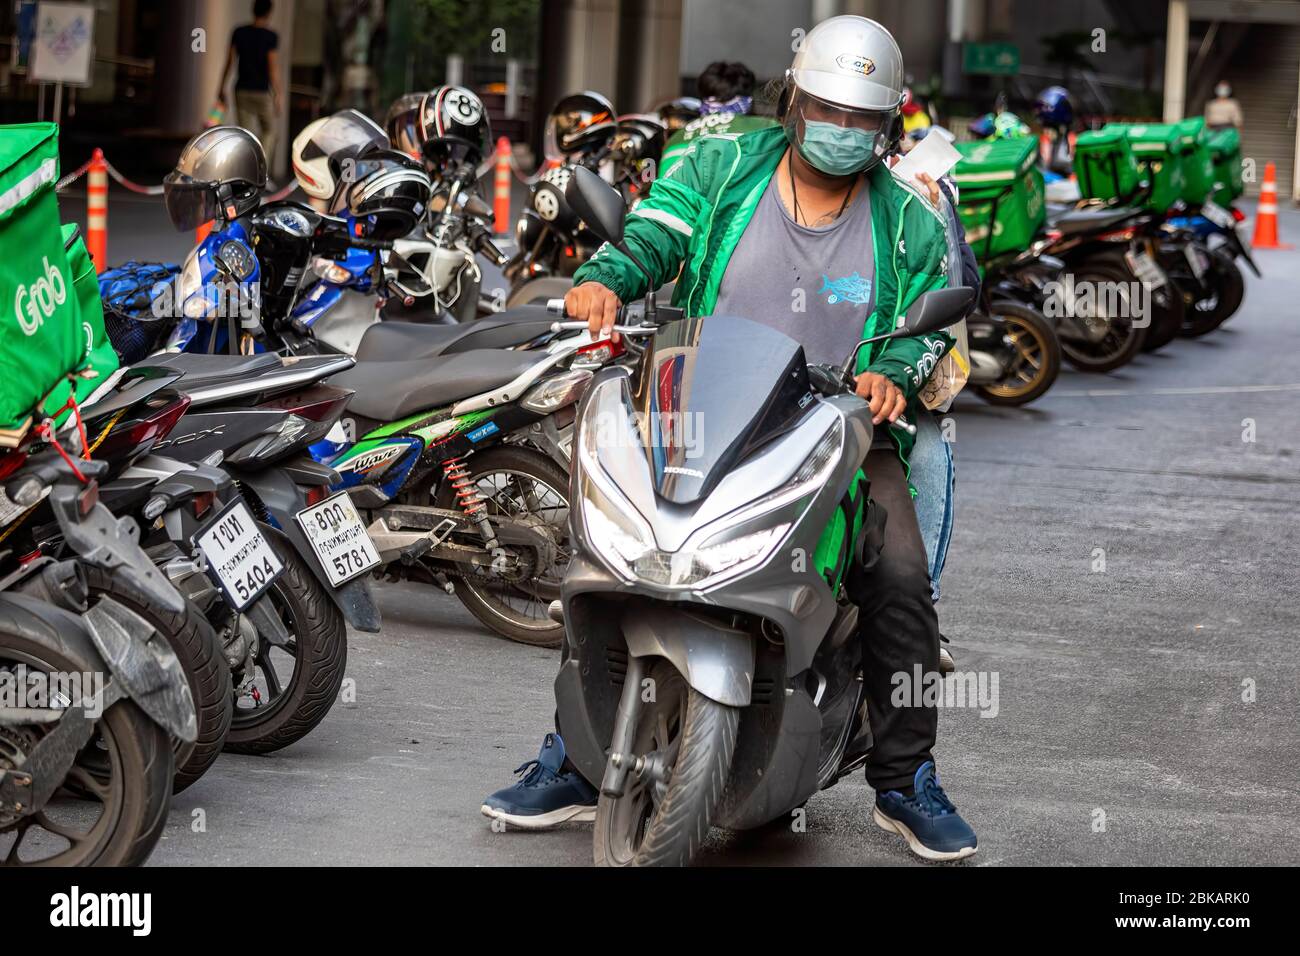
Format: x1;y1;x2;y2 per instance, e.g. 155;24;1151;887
218;0;283;168
1205;81;1243;131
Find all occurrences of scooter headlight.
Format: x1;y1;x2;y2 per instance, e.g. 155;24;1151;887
579;469;788;589
575;386;804;589
581;479;656;572
178;250;213;319
626;523;790;588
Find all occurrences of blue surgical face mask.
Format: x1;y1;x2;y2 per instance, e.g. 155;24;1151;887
798;120;877;176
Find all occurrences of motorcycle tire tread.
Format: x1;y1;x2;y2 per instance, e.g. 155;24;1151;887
222;529;347;755
594;664;740;867
0;621;174;866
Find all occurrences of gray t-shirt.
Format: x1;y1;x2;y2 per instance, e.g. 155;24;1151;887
714;171;875;368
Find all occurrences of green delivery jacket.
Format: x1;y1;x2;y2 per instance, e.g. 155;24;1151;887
572;124;954;467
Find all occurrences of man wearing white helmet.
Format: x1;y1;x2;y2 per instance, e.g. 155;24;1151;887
483;16;978;862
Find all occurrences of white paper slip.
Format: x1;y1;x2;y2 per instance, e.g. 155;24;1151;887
890;131;962;189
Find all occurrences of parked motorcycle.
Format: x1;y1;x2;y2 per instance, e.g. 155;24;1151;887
314;320;625;646
965;251;1063;405
549;166;975;865
9;367;233;792
0;449;197;865
1164;198;1253;336
139;350;375;753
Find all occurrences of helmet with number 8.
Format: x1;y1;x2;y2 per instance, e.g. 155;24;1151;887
420;85;493;168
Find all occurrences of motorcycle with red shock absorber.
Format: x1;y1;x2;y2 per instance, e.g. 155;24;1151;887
313;323;628;647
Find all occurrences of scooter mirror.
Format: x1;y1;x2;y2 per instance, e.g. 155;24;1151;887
565;165;625;246
900;287;976;337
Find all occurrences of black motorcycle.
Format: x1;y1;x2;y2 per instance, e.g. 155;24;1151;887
139;351;375;753
0;449;197;865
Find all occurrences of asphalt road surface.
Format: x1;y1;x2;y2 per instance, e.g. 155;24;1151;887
59;188;1300;866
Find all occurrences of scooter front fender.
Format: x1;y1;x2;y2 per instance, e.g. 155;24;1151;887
620;602;755;707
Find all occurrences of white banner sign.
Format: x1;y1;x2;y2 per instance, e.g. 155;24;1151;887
29;2;95;86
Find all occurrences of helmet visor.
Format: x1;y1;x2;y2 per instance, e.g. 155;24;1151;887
163;172;221;232
784;87;891;176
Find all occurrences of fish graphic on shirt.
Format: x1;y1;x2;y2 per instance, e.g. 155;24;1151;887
818;272;873;305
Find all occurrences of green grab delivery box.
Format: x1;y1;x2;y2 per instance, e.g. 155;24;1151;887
1207;125;1244;205
1122;123;1186;211
1174;116;1216;205
952;136;1046;262
0;123;118;434
48;222;119;421
1073;126;1142;202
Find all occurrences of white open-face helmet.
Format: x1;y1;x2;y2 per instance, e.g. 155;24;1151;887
291;109;390;207
782;15;906;175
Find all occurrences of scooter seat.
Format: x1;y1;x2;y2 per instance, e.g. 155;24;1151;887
145;352;285;390
331;349;542;421
353;307;556;362
1047;206;1139;237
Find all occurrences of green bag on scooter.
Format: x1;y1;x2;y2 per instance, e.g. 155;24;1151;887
0;123;118;435
1174;117;1216;205
1207;126;1244;204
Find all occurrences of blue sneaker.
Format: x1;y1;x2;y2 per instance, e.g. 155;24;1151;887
480;734;598;830
872;761;978;861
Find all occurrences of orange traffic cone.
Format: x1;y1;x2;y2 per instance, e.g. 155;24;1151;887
493;137;511;236
1252;161;1291;249
86;149;108;272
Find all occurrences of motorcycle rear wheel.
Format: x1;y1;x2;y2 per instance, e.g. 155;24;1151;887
0;628;173;866
433;446;571;648
223;528;347;755
1140;276;1186;351
974;303;1061;406
1181;249;1245;337
1058;261;1148;373
593;661;739;867
82;564;231;794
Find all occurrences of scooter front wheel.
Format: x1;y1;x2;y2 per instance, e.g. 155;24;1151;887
594;660;739;867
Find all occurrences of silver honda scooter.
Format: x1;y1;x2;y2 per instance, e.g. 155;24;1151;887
550;167;973;866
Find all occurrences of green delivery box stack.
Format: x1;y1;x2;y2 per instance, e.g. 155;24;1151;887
1207;126;1244;205
1122;123;1186;211
1174;117;1216;205
1073;126;1142;202
0;122;117;435
952;137;1045;262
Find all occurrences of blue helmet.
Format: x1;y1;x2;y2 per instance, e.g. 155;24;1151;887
967;113;997;139
1035;86;1073;127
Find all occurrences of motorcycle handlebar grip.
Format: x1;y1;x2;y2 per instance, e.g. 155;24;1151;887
471;231;508;267
893;416;918;436
546;299;567;316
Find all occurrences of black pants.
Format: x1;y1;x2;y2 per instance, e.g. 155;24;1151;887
846;448;940;793
557;448;939;793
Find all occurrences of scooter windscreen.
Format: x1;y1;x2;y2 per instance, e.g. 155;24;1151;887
627;316;814;505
